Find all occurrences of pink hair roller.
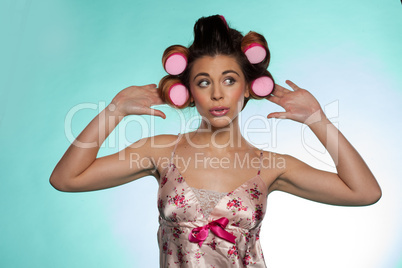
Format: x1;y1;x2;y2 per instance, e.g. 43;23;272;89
164;53;187;75
251;76;274;97
219;15;228;28
243;43;267;64
169;83;189;106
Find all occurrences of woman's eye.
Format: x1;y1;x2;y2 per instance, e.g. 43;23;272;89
198;80;210;87
224;77;236;86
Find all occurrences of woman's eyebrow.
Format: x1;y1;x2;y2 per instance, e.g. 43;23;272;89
193;72;210;81
222;70;240;77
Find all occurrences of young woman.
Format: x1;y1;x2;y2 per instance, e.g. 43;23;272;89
50;15;381;267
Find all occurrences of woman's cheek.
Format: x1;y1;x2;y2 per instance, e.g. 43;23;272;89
191;91;209;114
233;87;246;106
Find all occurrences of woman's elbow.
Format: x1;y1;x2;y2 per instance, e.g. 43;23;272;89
369;186;382;204
358;186;382;206
49;176;75;192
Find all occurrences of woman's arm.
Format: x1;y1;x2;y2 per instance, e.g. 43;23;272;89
267;80;381;206
49;84;166;192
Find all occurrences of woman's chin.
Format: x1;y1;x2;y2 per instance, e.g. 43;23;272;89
197;112;240;130
209;116;236;128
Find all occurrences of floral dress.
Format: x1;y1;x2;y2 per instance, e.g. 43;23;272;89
157;134;268;267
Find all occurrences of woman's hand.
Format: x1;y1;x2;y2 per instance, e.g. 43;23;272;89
266;80;324;125
109;84;166;119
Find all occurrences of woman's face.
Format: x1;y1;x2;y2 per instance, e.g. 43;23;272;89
189;55;249;129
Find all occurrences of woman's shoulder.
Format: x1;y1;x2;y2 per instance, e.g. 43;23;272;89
247;143;285;158
256;148;289;170
142;134;180;155
124;134;180;158
258;148;287;158
149;134;180;145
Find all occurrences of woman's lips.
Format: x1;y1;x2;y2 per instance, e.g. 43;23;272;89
209;106;230;117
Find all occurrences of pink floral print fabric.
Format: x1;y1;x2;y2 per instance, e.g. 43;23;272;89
157;135;268;267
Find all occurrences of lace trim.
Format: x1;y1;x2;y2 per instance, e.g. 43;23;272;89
190;187;228;218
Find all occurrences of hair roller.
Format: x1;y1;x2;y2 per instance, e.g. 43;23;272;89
158;75;190;108
249;70;275;98
219;15;228;28
162;45;189;75
241;31;270;68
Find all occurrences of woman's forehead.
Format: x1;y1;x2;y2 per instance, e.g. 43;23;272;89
190;55;243;77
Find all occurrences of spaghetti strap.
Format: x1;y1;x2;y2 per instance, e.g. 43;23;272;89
170;133;183;163
257;150;263;175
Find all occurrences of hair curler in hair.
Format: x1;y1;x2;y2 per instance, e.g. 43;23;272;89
250;76;274;97
219;15;228;28
241;31;269;66
243;43;267;64
159;76;190;108
162;45;189;75
169;83;189;106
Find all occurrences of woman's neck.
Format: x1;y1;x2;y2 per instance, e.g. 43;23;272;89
189;118;248;152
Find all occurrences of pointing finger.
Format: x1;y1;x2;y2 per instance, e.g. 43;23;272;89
144;107;166;119
266;95;281;105
285;80;301;91
267;112;289;119
142;84;158;89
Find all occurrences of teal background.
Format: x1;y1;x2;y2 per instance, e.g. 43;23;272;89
1;0;401;267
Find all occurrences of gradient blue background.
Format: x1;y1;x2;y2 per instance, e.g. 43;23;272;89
1;0;401;267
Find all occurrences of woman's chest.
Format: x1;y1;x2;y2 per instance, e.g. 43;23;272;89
158;165;269;229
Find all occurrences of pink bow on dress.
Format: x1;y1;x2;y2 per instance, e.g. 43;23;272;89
188;217;236;247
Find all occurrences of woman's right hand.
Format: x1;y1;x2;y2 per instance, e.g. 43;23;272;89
109;84;166;119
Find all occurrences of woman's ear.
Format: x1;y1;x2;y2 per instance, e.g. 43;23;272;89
244;85;250;98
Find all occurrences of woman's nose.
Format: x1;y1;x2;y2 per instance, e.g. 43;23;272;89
211;85;224;100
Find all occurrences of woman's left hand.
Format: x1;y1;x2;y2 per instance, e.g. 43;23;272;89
266;80;325;125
